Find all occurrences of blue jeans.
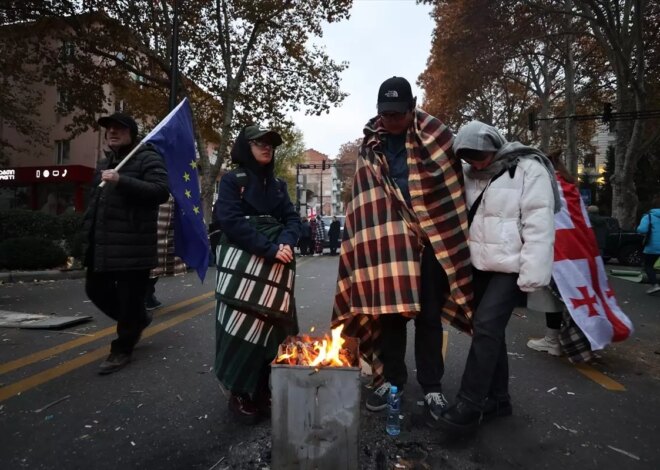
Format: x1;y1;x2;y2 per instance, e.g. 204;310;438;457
643;254;659;285
458;270;523;409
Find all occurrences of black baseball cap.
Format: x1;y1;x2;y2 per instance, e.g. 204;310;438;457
98;112;139;139
244;125;283;146
377;76;415;113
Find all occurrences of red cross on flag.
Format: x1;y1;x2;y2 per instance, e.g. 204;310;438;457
552;175;633;350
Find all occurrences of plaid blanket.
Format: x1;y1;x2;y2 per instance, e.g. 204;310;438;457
559;309;594;363
331;110;474;382
215;216;296;324
150;198;187;278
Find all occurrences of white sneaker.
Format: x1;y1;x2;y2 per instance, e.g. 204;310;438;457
527;335;561;356
646;284;660;295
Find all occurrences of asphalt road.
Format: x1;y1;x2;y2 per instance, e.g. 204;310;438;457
0;257;658;469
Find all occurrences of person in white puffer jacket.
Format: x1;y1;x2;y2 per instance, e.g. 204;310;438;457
433;120;560;435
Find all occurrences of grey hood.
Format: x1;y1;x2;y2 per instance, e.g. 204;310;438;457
453;120;561;213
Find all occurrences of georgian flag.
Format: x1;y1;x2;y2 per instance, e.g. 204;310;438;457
552;175;633;350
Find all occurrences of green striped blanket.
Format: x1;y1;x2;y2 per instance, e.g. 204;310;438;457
215;216;296;324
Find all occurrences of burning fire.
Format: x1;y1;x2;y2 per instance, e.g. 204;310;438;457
275;324;354;367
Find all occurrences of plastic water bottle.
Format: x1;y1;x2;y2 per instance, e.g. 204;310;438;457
386;385;401;436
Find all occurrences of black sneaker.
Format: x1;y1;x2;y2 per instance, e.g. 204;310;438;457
98;352;131;375
424;391;449;420
145;295;163;311
366;382;402;412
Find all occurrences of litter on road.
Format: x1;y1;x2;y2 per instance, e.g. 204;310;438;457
33;395;71;413
607;445;640;460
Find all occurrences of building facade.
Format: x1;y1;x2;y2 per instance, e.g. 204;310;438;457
298;149;341;217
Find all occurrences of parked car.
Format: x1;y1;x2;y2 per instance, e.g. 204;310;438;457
321;215;345;248
602;216;644;266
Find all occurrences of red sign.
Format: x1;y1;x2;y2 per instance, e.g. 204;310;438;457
0;165;95;185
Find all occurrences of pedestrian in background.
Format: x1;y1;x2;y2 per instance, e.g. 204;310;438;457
84;113;170;375
299;216;312;256
435;120;558;434
586;205;608;257
312;214;325;255
145;198;187;310
332;76;473;422
637;195;660;295
328;216;341;255
212;124;301;424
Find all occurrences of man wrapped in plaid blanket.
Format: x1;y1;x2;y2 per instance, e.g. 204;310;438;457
331;76;474;421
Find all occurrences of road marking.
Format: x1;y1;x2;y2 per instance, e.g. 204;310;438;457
0;292;214;376
573;362;626;391
0;300;215;403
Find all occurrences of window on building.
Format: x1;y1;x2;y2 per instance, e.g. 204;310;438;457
56;88;69;114
584;154;596;168
56;140;71;164
114;99;125;112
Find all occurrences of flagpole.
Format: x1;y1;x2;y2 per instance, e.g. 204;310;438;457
98;142;145;188
98;99;188;187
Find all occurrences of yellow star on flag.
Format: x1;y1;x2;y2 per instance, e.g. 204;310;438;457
189;160;197;170
185;189;192;199
183;172;190;182
193;205;200;215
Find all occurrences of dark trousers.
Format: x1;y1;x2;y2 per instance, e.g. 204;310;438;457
378;245;448;394
643;253;659;285
299;237;312;256
458;270;523;409
145;277;158;300
85;269;151;354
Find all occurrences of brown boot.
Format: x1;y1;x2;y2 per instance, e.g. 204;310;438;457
98;352;131;375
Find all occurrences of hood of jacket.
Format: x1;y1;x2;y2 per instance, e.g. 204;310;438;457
230;126;275;180
453;120;561;213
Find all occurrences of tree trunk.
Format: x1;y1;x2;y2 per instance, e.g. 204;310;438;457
575;0;647;228
611;125;638;228
563;11;578;176
201;84;238;221
538;95;552;153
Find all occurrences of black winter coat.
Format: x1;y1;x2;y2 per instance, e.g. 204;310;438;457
84;144;170;271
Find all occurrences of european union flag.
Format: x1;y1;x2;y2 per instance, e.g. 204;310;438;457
144;98;209;282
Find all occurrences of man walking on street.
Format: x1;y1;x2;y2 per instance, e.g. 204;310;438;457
331;76;473;422
84;112;170;374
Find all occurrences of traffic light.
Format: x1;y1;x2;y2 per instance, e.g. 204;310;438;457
603;102;613;123
322;159;326;171
528;111;536;131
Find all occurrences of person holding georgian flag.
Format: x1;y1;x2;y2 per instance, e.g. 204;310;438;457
527;150;634;362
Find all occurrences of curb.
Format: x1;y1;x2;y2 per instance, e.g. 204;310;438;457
0;269;86;283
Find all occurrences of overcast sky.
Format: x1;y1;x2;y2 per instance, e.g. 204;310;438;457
289;0;434;159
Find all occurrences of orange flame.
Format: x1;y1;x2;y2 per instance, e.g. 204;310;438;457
275;324;353;367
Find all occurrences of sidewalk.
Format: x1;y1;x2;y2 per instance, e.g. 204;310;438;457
0;269;85;283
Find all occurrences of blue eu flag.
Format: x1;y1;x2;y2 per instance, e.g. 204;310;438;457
144;98;209;282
